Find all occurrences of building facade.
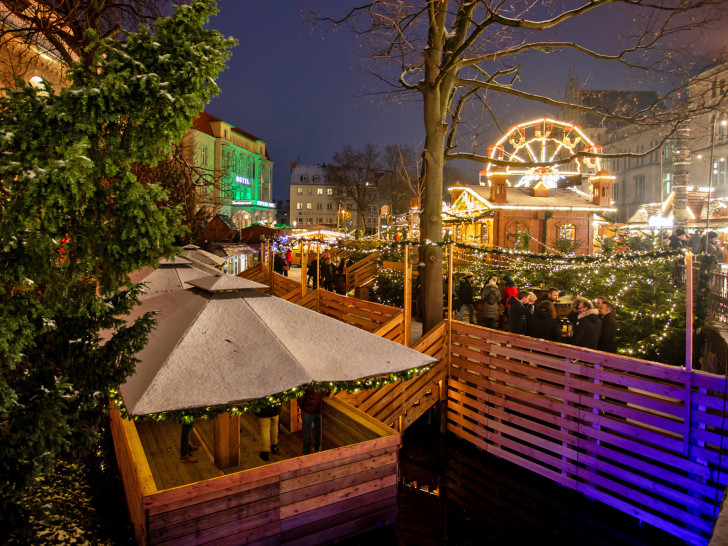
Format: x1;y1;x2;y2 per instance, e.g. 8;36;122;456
288;163;388;232
580;63;728;224
184;112;275;228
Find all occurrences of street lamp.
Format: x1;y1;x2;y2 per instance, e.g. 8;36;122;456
706;116;727;251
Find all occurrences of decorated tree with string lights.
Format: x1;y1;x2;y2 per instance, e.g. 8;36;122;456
0;2;234;533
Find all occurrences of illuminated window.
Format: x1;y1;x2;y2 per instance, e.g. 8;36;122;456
297;187;303;195
559;224;576;241
306;203;312;209
327;188;333;195
317;188;323;195
296;203;302;210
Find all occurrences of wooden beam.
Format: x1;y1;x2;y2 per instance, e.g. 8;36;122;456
213;412;240;469
403;244;411;347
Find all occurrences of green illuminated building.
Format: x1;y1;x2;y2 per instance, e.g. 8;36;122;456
185;111;275;227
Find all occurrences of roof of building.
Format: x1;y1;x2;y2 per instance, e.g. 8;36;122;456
191;111;271;160
458;185;615;212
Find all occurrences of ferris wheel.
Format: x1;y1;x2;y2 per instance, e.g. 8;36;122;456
482;118;602;188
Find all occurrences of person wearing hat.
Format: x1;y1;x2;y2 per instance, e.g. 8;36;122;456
457;271;476;324
668;228;687;250
571;297;601;350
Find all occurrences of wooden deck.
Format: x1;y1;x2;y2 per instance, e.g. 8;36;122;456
135;413;309;491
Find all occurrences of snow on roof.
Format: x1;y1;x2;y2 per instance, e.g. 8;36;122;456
118;279;436;415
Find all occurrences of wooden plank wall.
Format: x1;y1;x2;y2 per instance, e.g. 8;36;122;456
447;321;728;545
319;290;401;334
270;271;303;303
336;321;449;432
345;252;380;294
237;262;268;287
109;409;157;546
119;397;399;544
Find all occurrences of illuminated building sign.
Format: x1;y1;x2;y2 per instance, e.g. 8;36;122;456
235;176;250;185
231;200;276;208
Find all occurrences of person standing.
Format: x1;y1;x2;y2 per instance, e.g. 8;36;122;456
572;298;601;349
457;272;476;324
502;274;518;308
597;300;617;353
479;275;500;328
179;420;199;463
299;387;330;455
256;403;282;461
508;290;536;335
668;228;687;250
285;248;293;274
273;252;286;275
321;255;335;291
528;299;562;342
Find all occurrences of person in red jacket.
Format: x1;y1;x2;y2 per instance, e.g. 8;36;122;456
502;274;519;307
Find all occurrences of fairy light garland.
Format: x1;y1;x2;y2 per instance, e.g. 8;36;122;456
109;365;433;423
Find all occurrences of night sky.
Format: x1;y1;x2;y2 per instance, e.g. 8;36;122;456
205;1;725;203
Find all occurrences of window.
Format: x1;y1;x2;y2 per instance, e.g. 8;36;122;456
313;175;321;182
316;203;322;210
327;188;333;195
201;146;207;166
306;203;312;210
318;217;323;223
558;224;576;241
224;129;228;138
664;173;672;195
366;217;373;225
317;188;323;195
300;175;308;182
296;203;302;210
297;187;303;195
613;183;619;203
326;203;333;210
634;175;645;200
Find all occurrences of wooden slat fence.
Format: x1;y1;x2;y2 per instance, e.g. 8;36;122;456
345;252;380;294
237;262;268;286
446;321;728;545
337;320;448;432
318;289;403;336
270;271;304;303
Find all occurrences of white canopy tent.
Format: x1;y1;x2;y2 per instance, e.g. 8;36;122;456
119;274;436;416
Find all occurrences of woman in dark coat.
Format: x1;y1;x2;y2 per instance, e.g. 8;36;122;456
571;298;601;350
528;300;562;342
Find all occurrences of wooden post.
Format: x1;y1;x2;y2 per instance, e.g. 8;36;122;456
686;252;693;372
683;252;694;456
288;398;300;433
316;243;321;292
404;244;411;347
447;242;454;322
213;412;240;469
301;243;308;299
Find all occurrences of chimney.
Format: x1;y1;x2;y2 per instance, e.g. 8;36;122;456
291;161;297;173
489;170;508;203
590;170;614;206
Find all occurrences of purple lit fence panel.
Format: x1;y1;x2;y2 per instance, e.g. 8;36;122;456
446;322;728;545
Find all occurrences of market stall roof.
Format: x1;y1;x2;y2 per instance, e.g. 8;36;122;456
181;244;226;268
129;256;211;300
118;275;436;416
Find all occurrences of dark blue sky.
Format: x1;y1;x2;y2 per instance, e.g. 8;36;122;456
206;1;725;203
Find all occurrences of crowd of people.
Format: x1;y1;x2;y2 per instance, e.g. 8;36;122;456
666;228;723;262
456;273;618;353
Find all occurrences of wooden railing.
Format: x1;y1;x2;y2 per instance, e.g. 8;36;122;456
337;321;448;432
346;252;380;294
110;400;400;545
447;321;728;545
318;289;403;337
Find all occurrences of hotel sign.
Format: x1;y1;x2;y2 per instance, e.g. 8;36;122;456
234;176;250;185
231;200;276;208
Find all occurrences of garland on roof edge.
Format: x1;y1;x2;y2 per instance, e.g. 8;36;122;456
110;365;434;424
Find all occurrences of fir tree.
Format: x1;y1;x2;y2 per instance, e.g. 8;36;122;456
0;1;235;532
